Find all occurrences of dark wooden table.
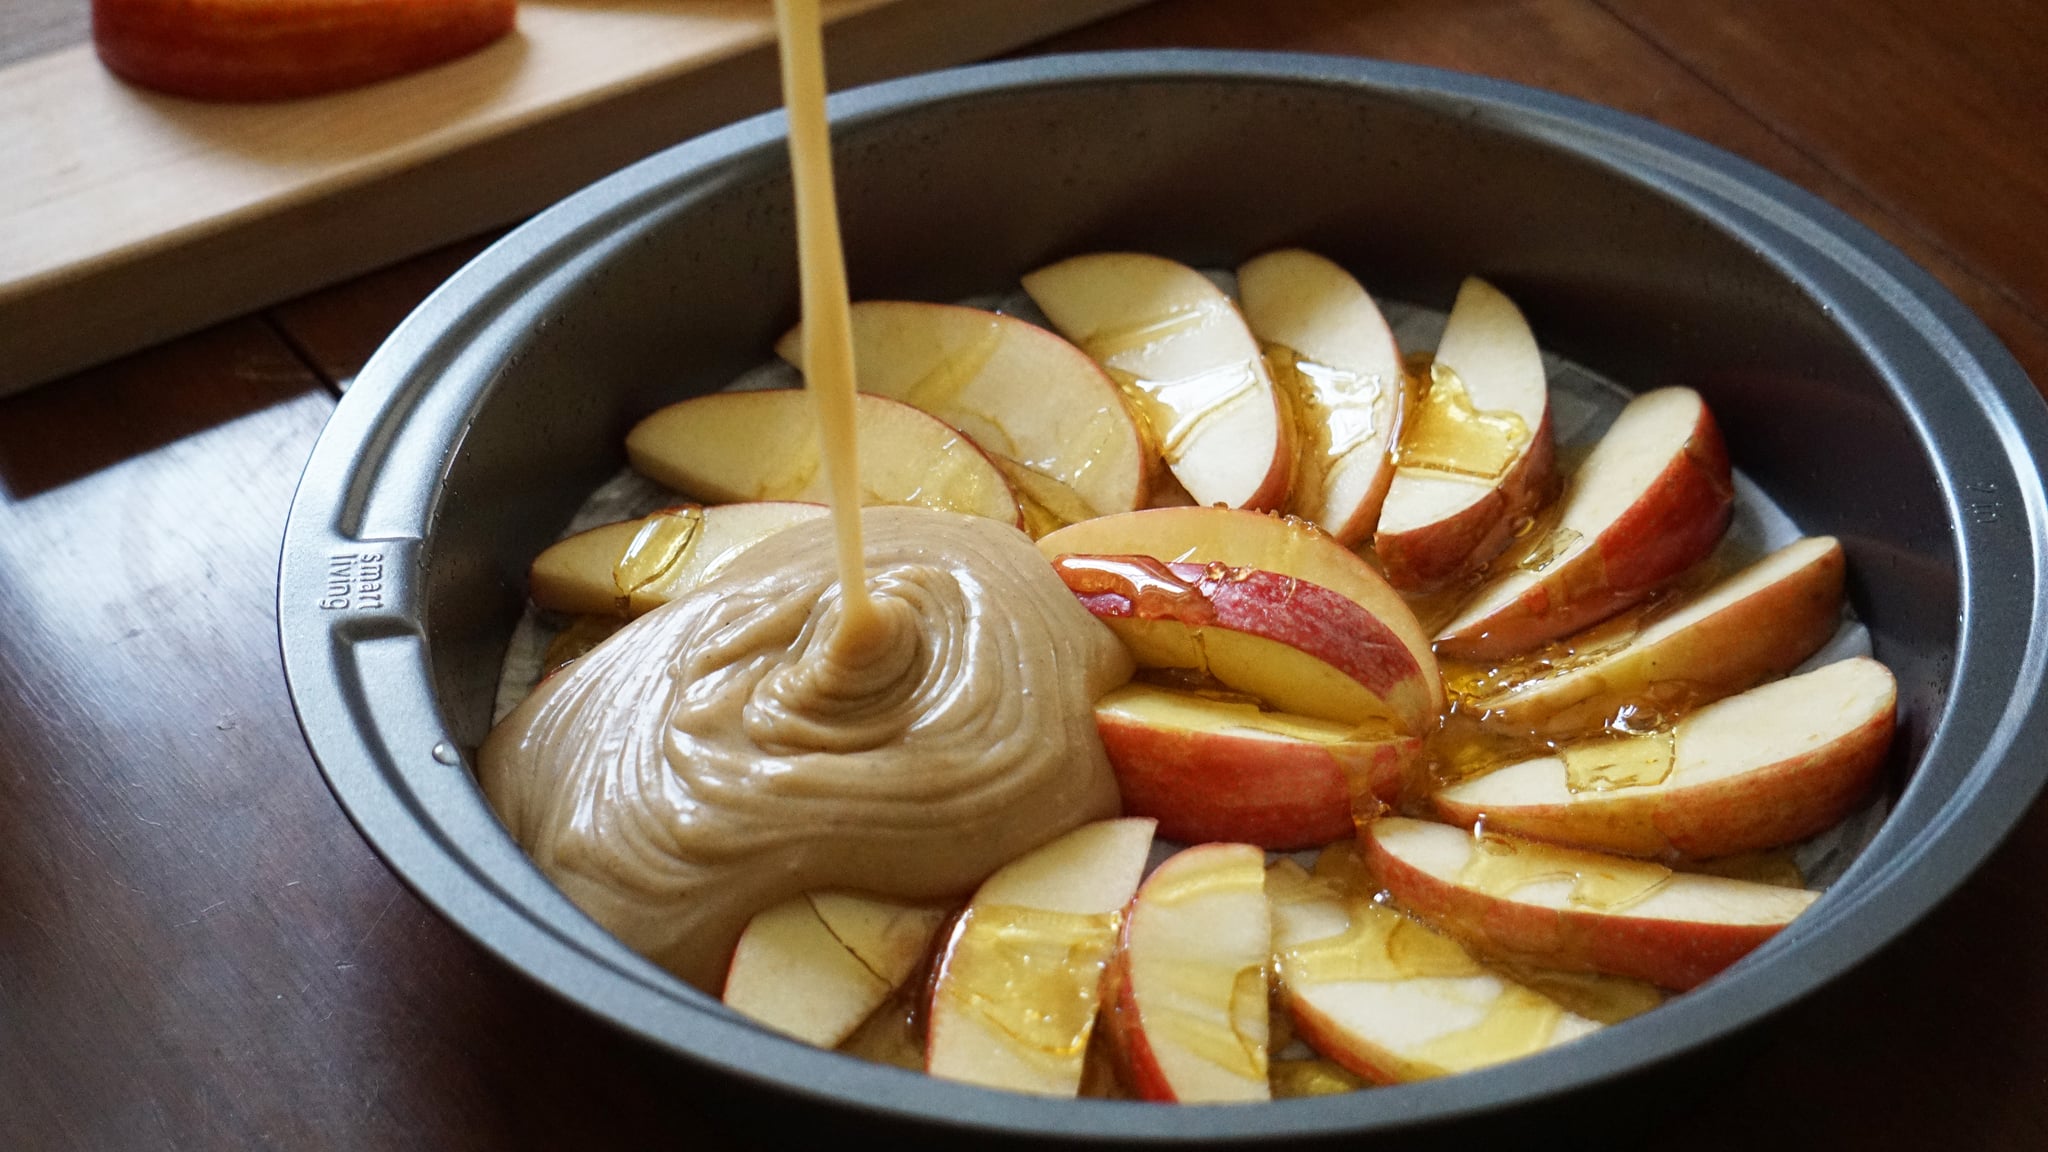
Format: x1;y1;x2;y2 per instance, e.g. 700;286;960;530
5;3;2046;1148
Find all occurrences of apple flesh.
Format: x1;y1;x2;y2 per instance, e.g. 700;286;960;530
925;818;1156;1096
1435;387;1733;660
1036;506;1443;717
1053;555;1438;733
1237;249;1404;545
94;0;516;102
1434;657;1895;859
1267;856;1599;1083
722;892;947;1048
528;502;828;618
626;390;1022;529
1023;253;1293;512
1375;277;1556;591
1472;536;1847;740
776;301;1149;534
1102;843;1272;1102
1094;683;1419;848
1363;818;1817;990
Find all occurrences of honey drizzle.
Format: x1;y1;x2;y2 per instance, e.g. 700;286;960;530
1560;731;1676;794
1265;342;1392;520
773;0;877;644
1458;832;1673;913
1083;302;1265;465
933;905;1120;1068
1130;855;1269;1081
1049;554;1219;624
1391;355;1530;479
612;506;705;607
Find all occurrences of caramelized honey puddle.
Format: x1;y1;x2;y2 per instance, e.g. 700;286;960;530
933;905;1119;1066
1392;354;1529;479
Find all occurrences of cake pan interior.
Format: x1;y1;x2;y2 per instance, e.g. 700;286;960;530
288;55;2048;1144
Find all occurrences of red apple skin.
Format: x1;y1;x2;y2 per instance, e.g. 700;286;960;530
1432;701;1892;860
1102;949;1173;1101
1436;404;1733;661
1375;409;1557;592
94;0;517;102
1096;707;1417;848
1057;557;1436;733
1361;825;1794;991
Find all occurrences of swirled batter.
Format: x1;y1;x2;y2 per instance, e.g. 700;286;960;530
479;507;1132;990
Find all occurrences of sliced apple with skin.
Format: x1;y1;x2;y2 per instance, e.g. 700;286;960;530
775;301;1149;534
1469;536;1846;740
1094;682;1420;848
1267;855;1599;1084
1023;253;1293;511
1102;843;1272;1102
1435;387;1733;661
925;818;1156;1096
1238;249;1405;545
1375;277;1556;590
1053;555;1438;733
1037;506;1443;716
721;892;947;1048
626;390;1022;528
1363;818;1817;990
529;502;828;617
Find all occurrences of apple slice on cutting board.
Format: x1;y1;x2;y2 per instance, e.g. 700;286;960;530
1023;253;1293;512
1267;854;1599;1083
1472;535;1847;740
1363;818;1817;990
1037;506;1443;716
1237;249;1405;545
775;301;1149;535
1095;682;1422;849
1435;657;1895;859
926;818;1156;1096
627;390;1022;528
1102;843;1272;1102
1375;277;1556;590
722;892;947;1048
1052;555;1438;734
1435;387;1733;661
529;502;827;617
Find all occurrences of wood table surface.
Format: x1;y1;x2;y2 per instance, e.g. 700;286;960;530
4;2;2045;1149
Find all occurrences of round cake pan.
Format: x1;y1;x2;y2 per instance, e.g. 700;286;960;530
280;51;2048;1145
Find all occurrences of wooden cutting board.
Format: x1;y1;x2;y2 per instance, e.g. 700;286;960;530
0;0;1149;395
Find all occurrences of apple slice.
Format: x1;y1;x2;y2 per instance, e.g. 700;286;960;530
721;892;947;1048
1375;277;1556;590
1435;388;1733;660
529;502;828;617
1022;253;1293;511
925;818;1157;1096
1094;683;1420;847
1102;843;1272;1102
1470;536;1846;739
1036;506;1443;716
775;301;1149;534
1363;818;1817;990
1435;657;1895;859
626;390;1021;528
94;0;516;102
1267;856;1599;1083
1053;555;1437;733
1237;249;1405;544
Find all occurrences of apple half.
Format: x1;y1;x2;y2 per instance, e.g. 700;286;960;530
1267;856;1599;1083
1435;657;1895;859
1363;818;1817;990
1375;277;1556;590
1472;536;1846;740
776;301;1150;534
1238;249;1405;544
925;818;1156;1096
626;390;1022;528
1022;253;1293;511
1037;505;1443;717
1095;683;1421;848
721;892;947;1048
1053;555;1438;733
529;502;828;617
1435;387;1733;660
1102;843;1272;1103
